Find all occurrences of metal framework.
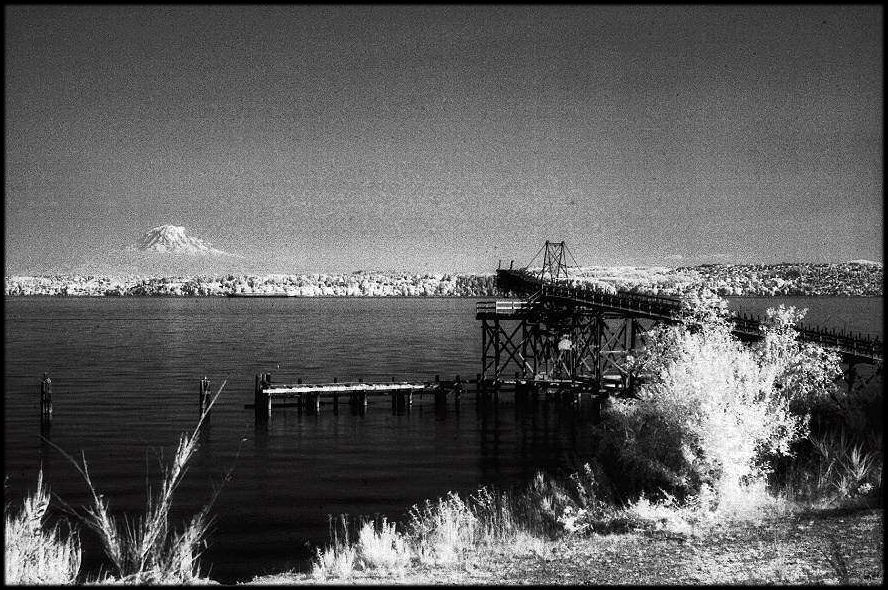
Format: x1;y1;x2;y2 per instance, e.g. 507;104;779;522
478;297;655;395
539;240;570;283
480;240;882;399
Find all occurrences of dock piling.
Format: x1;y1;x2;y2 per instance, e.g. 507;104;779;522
254;374;270;425
40;373;53;424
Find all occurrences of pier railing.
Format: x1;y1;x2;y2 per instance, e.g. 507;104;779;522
497;268;882;364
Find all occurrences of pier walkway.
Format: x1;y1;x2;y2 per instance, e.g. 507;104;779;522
492;267;882;365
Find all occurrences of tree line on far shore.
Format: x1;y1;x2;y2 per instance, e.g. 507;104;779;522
3;261;882;297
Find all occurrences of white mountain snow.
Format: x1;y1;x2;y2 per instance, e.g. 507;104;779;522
130;225;239;257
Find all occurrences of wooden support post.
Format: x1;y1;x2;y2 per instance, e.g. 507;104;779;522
361;392;368;408
333;392;339;413
454;375;463;405
847;361;857;393
254;373;260;419
481;319;488;382
264;373;272;418
494;317;501;381
313;393;320;413
199;376;210;415
254;374;269;425
407;391;413;407
40;373;53;423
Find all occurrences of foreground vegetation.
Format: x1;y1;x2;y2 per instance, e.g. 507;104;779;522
5;291;882;584
5;386;225;584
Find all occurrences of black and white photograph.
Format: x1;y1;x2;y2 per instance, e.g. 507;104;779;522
4;5;882;585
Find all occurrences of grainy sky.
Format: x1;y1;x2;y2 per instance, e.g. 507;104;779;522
4;5;883;274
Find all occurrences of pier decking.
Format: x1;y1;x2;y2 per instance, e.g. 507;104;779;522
247;371;609;423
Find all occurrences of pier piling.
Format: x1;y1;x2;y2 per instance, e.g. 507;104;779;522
40;373;53;427
254;373;270;425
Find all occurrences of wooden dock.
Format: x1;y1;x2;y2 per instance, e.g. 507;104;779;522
247;372;608;424
249;373;474;422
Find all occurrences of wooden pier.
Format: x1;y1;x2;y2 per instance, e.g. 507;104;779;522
248;373;475;423
245;240;882;427
247;372;604;423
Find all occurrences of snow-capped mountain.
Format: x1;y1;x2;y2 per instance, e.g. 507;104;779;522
131;225;238;257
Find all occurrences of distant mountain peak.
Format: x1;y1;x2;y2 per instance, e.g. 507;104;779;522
130;225;239;257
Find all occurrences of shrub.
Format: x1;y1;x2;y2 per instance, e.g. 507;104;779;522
607;289;841;512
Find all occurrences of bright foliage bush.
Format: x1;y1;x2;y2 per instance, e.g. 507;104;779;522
603;289;842;510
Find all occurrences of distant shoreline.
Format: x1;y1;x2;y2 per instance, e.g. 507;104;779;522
2;293;884;298
5;263;883;298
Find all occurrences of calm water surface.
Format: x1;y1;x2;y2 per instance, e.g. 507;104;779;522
4;295;881;582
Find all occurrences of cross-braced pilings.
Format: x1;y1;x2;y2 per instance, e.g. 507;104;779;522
477;297;656;397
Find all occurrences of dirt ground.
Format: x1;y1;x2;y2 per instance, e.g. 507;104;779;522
248;507;882;585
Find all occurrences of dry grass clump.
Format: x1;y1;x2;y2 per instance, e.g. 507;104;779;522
408;492;479;565
356;518;411;574
311;543;357;580
4;469;81;585
311;471;613;581
311;485;531;580
311;517;410;581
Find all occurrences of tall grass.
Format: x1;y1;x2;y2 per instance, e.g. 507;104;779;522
310;463;658;581
41;381;226;584
802;429;882;507
4;469;81;584
311;481;551;580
